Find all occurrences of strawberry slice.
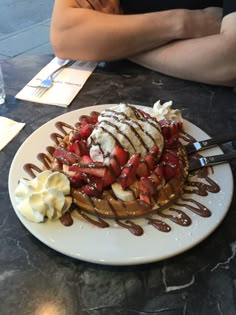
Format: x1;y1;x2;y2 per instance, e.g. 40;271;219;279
161;149;178;165
67;140;89;156
78;124;94;140
150;163;165;189
162;162;178;181
53;148;78;165
102;168;116;187
90;111;99;124
79;112;99;125
139;180;152;205
159;120;181;148
71;131;81;142
140;177;156;195
119;153;140;190
161;149;180;180
68;172;85;188
138;163;165;201
111;147;129;166
137;146;159;177
82;178;103;197
69;162;106;177
109;147;129;177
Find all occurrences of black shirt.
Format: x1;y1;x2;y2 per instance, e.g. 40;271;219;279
120;0;236;17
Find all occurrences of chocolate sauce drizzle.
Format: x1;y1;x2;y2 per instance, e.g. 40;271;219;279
23;117;221;237
90;106;163;156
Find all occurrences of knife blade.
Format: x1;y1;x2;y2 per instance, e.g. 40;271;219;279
185;132;236;155
189;151;236;171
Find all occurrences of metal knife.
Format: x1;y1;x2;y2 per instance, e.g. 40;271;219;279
189;151;236;171
185;132;236;155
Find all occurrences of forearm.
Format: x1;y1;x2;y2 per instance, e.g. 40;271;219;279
51;0;221;61
51;5;188;61
130;13;236;87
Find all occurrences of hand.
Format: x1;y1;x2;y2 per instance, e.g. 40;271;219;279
185;7;223;38
75;0;122;14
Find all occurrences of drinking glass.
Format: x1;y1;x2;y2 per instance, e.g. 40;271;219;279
0;64;6;105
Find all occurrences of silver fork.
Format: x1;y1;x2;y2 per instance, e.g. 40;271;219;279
32;60;75;97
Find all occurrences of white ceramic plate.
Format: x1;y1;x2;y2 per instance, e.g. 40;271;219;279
8;104;234;265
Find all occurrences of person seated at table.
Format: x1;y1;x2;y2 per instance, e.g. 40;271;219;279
50;0;236;87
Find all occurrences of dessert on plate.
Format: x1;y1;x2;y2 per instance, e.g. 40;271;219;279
15;101;190;227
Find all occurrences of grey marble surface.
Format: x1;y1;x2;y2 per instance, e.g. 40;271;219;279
0;55;236;315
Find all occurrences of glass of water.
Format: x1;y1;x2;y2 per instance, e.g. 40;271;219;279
0;64;6;105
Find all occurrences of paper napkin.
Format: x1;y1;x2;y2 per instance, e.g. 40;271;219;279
0;116;25;151
15;57;97;107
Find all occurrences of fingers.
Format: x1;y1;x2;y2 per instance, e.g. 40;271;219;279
75;0;121;14
87;0;103;11
75;0;103;10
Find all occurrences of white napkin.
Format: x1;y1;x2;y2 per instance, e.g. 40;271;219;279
0;116;25;151
15;57;97;107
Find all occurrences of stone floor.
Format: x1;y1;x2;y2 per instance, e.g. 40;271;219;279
0;0;54;61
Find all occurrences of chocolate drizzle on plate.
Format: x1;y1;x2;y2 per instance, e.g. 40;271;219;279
22;112;221;237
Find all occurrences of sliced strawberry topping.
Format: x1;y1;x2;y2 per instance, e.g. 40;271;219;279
111;147;129;166
71;131;81;142
68;172;86;188
79;155;93;164
159;119;181;148
162;162;178;181
82;178;103;197
119;153;140;190
137;164;165;203
137;146;159;177
67;140;89;156
160;150;180;181
150;163;165;188
53;148;78;165
90;111;99;124
109;147;129;177
79;112;99;125
139;179;152;205
140;177;156;195
102;168;116;187
78;124;94;140
69;162;106;178
161;149;178;164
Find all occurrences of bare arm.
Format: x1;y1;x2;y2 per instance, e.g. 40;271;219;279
130;12;236;87
50;0;221;61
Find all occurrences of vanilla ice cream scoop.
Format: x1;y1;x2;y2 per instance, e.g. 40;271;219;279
15;170;72;222
88;103;164;163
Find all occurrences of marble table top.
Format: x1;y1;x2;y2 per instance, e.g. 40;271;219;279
1;55;236;315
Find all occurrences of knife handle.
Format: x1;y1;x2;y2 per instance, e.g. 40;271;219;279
199;132;236;149
205;151;236;165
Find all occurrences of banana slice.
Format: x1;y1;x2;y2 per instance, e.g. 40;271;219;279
111;182;138;202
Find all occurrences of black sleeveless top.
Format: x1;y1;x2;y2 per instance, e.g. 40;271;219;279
120;0;236;17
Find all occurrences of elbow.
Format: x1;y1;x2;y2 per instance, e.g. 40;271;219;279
221;64;236;86
214;59;236;87
50;29;104;62
50;30;73;60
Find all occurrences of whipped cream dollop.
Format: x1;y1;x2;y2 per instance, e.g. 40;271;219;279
88;103;164;163
15;170;72;223
151;100;182;122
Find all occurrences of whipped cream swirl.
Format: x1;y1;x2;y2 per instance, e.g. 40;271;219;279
15;170;72;223
152;100;182;122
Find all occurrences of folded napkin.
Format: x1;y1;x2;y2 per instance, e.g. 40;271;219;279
0;116;25;151
15;57;97;107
